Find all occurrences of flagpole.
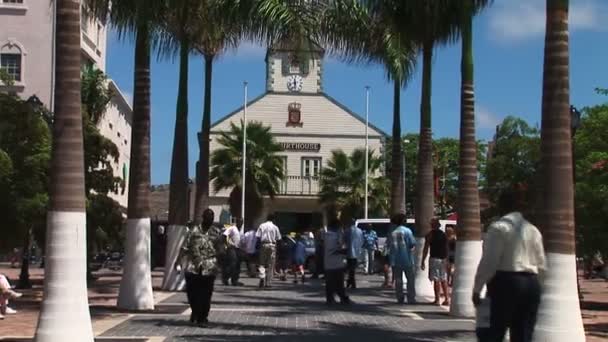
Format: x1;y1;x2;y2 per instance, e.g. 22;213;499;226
241;82;248;224
364;86;370;219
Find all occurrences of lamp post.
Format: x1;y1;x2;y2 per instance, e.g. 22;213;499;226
403;139;410;215
364;86;370;219
241;82;248;224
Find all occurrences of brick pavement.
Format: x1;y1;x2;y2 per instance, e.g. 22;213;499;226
102;275;476;342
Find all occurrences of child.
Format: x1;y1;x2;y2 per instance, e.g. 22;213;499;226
293;235;307;284
476;296;491;342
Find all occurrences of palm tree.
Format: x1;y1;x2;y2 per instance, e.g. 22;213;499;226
160;0;198;292
321;0;417;216
319;148;389;219
449;0;483;318
192;1;241;225
210;121;285;227
533;1;585;340
89;0;165;310
34;0;94;340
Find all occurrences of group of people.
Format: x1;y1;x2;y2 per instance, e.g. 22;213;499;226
175;192;547;342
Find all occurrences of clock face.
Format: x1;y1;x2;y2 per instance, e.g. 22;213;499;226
287;75;303;92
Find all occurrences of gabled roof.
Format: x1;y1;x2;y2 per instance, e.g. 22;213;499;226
211;91;388;137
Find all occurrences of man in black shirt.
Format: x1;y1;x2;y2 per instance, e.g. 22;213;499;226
421;218;450;306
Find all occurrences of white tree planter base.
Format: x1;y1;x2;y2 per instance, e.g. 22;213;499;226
117;218;155;310
449;240;482;317
35;211;94;342
414;237;435;303
161;225;187;291
533;253;585;342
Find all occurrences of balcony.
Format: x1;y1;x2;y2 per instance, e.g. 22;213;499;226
279;176;320;196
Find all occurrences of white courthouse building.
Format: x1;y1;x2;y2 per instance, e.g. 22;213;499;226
209;42;386;230
0;0;132;208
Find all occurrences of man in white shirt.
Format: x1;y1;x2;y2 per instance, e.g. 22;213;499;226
324;218;350;305
256;214;282;288
472;191;546;342
221;217;244;286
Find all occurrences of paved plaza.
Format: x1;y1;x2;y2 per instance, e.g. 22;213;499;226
101;275;475;342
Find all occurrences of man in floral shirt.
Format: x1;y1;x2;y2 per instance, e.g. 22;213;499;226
177;209;221;326
362;225;379;274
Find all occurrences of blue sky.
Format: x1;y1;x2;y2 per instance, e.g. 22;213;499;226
105;0;608;185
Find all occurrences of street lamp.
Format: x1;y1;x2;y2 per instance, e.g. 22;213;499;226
364;86;370;219
241;82;248;224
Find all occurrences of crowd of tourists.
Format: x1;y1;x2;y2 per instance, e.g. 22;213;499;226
175;190;547;342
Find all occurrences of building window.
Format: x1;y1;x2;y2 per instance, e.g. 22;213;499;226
1;0;24;3
289;55;300;74
301;157;321;178
0;53;21;82
108;123;113;130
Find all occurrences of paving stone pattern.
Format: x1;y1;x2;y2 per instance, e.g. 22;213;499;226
102;275;475;342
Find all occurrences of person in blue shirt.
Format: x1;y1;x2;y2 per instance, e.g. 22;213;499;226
387;213;417;304
293;235;307;284
343;217;364;289
362;225;379;274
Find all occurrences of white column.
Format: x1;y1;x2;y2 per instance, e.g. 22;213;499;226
449;240;483;317
414;237;435;303
533;253;585;342
161;224;188;291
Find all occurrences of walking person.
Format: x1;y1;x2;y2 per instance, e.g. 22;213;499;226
175;209;221;326
446;225;457;286
256;214;282;288
472;191;546;342
277;234;295;281
311;227;326;279
421;218;450;306
293;234;307;284
324;218;350;305
387;213;417;304
240;226;258;277
344;218;363;289
362;224;379;274
222;218;244;286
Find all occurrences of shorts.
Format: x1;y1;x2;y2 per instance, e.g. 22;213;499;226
429;258;448;281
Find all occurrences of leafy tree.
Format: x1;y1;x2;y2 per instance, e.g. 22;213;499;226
0;93;51;288
485;116;540;219
319;148;389;220
81;67;125;280
574;102;608;258
210;121;285;227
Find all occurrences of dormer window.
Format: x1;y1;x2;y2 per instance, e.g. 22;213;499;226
289;54;300;74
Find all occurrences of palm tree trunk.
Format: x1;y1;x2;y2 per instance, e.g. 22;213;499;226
449;12;482;318
34;1;94;340
533;1;584;340
117;22;155;311
194;55;214;224
390;79;405;216
414;39;436;303
163;36;190;291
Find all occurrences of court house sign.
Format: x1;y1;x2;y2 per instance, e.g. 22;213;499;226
280;142;321;152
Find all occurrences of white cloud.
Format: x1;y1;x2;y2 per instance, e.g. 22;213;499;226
476;106;502;130
486;0;608;42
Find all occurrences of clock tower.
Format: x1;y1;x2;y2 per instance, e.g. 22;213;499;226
265;41;324;93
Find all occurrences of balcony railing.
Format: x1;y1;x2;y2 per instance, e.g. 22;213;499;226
279;175;320;196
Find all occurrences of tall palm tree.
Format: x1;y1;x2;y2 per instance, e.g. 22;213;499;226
210;121;285;227
192;1;241;225
533;1;585;340
160;0;198;292
320;148;389;219
34;0;94;340
90;0;164;310
449;0;483;318
321;0;417;216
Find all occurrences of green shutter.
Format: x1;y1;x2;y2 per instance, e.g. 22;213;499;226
301;60;310;75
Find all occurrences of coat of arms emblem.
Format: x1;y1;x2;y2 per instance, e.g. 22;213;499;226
287;102;303;127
